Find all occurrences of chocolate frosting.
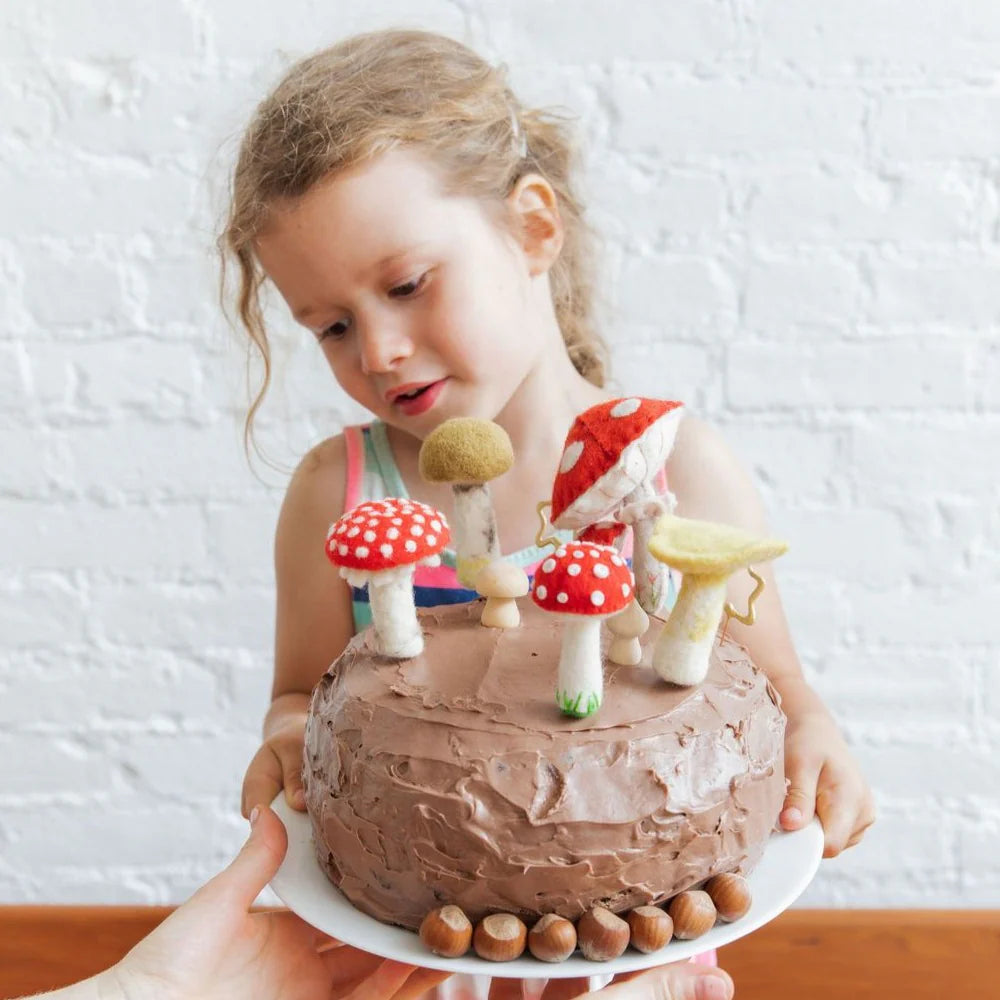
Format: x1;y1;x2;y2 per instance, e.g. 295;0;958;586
304;600;785;931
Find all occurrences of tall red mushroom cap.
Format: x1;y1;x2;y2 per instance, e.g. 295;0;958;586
326;499;450;575
531;542;633;617
550;397;684;531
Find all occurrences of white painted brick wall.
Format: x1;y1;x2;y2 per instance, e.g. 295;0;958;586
1;1;997;911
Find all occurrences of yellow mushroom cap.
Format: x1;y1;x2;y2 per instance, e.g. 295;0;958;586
419;418;514;485
648;513;788;577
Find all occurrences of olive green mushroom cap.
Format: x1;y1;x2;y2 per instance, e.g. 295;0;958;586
648;513;788;576
419;418;514;485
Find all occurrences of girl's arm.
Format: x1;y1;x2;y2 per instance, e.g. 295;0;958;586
241;434;356;817
666;417;875;857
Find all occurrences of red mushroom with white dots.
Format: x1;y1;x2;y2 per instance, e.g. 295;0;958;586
325;499;450;659
550;397;684;615
531;542;634;717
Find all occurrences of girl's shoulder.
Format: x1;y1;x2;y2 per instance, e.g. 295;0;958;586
277;433;350;541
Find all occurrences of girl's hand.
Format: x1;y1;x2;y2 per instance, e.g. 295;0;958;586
241;694;311;818
102;805;449;1000
778;684;876;858
529;963;734;1000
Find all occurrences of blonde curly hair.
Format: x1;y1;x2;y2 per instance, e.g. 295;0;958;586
219;29;608;452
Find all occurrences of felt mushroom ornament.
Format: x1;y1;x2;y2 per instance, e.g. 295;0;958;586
549;397;684;615
531;542;634;717
647;513;788;686
418;418;514;587
326;499;450;659
475;560;530;629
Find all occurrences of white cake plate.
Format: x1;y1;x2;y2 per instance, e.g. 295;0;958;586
268;795;823;978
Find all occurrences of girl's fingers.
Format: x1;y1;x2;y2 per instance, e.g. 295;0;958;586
241;744;285;818
281;749;307;811
815;766;867;858
780;751;823;831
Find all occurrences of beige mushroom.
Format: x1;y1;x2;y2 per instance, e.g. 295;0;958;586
418;419;514;587
475;560;530;629
606;598;650;665
647;514;788;686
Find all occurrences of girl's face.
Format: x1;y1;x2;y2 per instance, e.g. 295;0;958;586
255;148;556;437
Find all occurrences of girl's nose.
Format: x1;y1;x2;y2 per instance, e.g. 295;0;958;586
358;322;414;374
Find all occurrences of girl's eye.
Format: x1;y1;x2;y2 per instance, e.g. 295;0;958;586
319;318;350;342
388;272;428;298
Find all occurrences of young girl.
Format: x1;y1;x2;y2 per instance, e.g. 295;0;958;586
225;26;873;989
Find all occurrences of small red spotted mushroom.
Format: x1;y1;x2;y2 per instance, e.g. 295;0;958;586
550;397;684;615
531;542;634;717
326;499;450;658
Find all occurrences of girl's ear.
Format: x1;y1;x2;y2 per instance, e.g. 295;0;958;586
506;173;564;276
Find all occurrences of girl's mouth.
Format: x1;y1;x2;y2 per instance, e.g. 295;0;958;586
390;379;448;416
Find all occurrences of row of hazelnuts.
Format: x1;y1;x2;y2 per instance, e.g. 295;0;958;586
419;872;751;963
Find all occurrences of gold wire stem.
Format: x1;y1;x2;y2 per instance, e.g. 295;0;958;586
723;567;766;632
535;501;562;550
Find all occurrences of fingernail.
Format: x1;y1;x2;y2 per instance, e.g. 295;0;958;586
294;788;306;808
782;807;803;826
250;805;260;829
695;976;732;1000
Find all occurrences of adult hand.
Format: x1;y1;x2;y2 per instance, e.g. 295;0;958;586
102;805;449;1000
520;962;734;1000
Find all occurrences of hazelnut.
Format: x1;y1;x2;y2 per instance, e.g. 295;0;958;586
705;873;752;923
528;913;577;962
419;905;473;958
576;906;630;961
667;890;717;940
473;913;528;962
626;905;673;953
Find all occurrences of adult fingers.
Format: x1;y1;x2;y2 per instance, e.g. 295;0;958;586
488;977;525;1000
540;976;594;1000
780;750;823;832
339;960;419;1000
389;966;452;1000
199;805;288;912
581;964;733;1000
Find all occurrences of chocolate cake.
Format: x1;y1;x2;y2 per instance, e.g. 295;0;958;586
302;598;785;932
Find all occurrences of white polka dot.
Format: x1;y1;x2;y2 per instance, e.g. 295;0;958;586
356;546;369;558
393;518;403;526
431;520;442;532
405;540;417;552
567;563;581;576
410;524;424;537
536;584;548;600
621;583;631;597
426;535;437;546
573;549;585;559
542;558;556;574
338;544;348;556
589;549;600;558
380;543;393;557
557;592;568;604
559;440;584;473
335;524;347;535
593;563;610;578
352;516;365;525
387;528;400;540
590;590;606;607
367;519;379;527
610;397;642;418
611;556;624;567
348;527;361;538
556;547;568;558
413;514;425;523
363;530;376;542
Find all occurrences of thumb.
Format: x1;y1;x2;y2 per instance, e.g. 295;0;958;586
780;754;822;831
200;805;289;911
592;964;733;1000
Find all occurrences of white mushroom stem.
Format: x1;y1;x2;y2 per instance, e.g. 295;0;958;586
452;483;501;587
617;487;676;616
651;571;727;686
342;565;424;659
556;616;605;717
